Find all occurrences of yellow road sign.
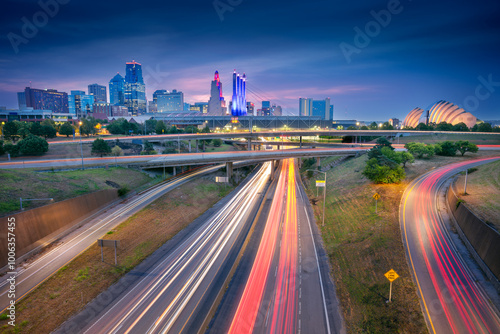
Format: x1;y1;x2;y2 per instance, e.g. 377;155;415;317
384;269;399;282
373;193;380;200
316;180;326;188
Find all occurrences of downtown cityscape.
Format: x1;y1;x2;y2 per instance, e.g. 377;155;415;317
1;0;500;334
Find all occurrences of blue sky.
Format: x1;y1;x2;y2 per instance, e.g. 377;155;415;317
1;0;499;120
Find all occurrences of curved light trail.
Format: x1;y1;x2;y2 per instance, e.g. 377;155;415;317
400;156;500;334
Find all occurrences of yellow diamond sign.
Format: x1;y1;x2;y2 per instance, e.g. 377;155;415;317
373;193;380;200
384;269;399;282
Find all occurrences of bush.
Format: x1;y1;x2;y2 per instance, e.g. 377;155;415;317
363;158;405;184
405;142;435;158
111;145;124;157
213;138;223;147
435;141;457;156
17;134;49;155
118;186;130;197
91;138;111;157
4;143;20;157
59;122;74;137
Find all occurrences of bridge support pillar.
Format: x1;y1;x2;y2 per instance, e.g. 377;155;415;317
178;139;181;153
317;157;321;170
172;167;176;176
300;136;302;148
226;162;233;180
196;139;199;153
189;140;192;153
202;141;206;152
247;138;252;151
271;161;276;180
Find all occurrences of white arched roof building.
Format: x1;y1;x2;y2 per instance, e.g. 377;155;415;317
402;100;477;128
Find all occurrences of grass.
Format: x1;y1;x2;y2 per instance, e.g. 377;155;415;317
396;133;500;145
0;167;153;216
454;159;500;232
0;177;241;334
209;143;238;152
300;149;500;333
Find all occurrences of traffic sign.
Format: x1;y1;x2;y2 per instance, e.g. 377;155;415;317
384;269;399;282
373;193;380;200
316;180;326;187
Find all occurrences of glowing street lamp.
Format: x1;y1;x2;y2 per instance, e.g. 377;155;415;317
79;121;84;170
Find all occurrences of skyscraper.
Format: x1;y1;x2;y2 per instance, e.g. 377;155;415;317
299;98;313;116
231;70;247;116
208;71;226;116
24;87;69;113
88;83;107;103
262;101;271;116
124;60;147;116
68;90;94;118
154;89;184;112
312;98;331;120
17;92;26;109
109;73;125;106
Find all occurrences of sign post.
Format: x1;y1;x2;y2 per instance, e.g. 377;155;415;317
98;239;120;265
384;269;399;302
373;193;380;213
316;179;326;226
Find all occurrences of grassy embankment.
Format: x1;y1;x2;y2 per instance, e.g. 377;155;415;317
301;150;500;333
0;167;154;215
455;159;500;232
0;176;237;334
396;133;500;145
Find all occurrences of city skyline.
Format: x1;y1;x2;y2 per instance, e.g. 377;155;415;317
0;0;499;120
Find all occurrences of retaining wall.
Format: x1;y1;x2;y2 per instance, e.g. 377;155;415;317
0;189;118;269
446;184;500;282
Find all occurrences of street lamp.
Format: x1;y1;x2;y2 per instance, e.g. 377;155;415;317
79;121;84;170
20;197;53;210
305;169;327;227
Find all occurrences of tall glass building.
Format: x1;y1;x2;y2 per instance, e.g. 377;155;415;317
68;90;94;118
88;83;107;103
109;73;125;106
24;87;69;113
124;60;147;116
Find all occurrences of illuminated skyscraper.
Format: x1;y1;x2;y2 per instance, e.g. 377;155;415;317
208;71;226;115
231;70;247;116
68;90;94;118
124;60;147;116
109;73;125;106
24;87;69;113
88;83;107;103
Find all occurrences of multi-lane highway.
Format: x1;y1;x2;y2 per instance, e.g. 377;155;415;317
400;156;500;334
212;159;343;334
62;163;271;333
0;164;225;313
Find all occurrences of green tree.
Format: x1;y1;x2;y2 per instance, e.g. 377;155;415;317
144;119;157;134
80;117;98;136
17;134;49;155
16;122;31;139
360;125;369;130
476;122;493;132
3;122;20;142
381;122;394;130
155;121;167;135
455;141;478;156
369;122;378;130
435;122;453;131
399;151;415;167
347;125;357;130
4;143;20;157
213;138;222;147
405;142;435;158
452;122;469;132
59;122;74;137
111;145;124;156
30;122;43;136
41;124;57;138
415;123;432;131
91;138;111;157
0;140;4;156
374;137;394;150
363;158;405;184
435;141;457;156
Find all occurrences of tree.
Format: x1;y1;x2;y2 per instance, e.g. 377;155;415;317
347;125;357;130
452;122;469;132
399;151;415;167
0;140;4;156
59;122;74;137
41;125;57;139
144;119;157;134
435;122;453;131
2;122;19;142
435;141;457;156
16;122;31;139
111;145;124;156
363;158;405;184
476;122;493;132
17;134;49;155
91;138;111;157
405;142;435;158
415;123;432;131
213;138;222;147
369;122;378;130
4;143;20;157
381;122;393;130
360;125;369;130
456;141;478;156
80;117;98;136
30;122;43;136
155;121;167;134
374;137;394;150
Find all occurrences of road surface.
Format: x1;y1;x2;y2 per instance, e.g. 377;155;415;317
62;163;271;334
400;156;500;334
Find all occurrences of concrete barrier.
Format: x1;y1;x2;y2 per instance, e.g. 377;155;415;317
0;189;118;269
446;183;500;285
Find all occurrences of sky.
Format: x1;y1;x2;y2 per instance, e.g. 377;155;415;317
1;0;499;120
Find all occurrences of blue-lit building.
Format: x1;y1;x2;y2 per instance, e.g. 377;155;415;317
88;83;107;103
299;98;313;116
154;89;184;112
68;90;94;118
124;61;147;116
109;73;125;106
231;70;247;116
23;87;69;114
299;97;331;120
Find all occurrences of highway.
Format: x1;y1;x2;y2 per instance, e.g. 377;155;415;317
400;156;500;334
64;163;271;334
0;164;225;313
213;159;343;334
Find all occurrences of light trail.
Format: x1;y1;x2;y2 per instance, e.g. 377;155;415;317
401;156;500;334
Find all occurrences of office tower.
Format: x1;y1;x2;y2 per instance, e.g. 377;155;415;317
271;104;282;116
17;92;26;109
124;60;147;116
330;104;334;120
155;89;184;112
208;71;226;116
88;83;107;103
299;98;313;116
24;87;69;113
231;70;247;116
109;73;125;106
311;98;331;120
68;90;94;118
261;101;271;116
246;102;255;116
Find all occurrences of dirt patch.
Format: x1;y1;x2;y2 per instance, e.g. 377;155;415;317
0;178;235;334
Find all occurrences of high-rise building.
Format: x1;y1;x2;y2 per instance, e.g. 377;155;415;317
124;60;147;116
208;71;226;116
155;89;184;112
330;104;334;120
312;98;331;120
299;98;313;116
68;90;94;118
17;92;26;109
109;73;125;106
247;102;255;116
24;87;69;113
261;101;271;116
88;83;107;103
271;104;282;116
231;70;247;116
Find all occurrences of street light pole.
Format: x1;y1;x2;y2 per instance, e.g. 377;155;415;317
79;121;84;170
